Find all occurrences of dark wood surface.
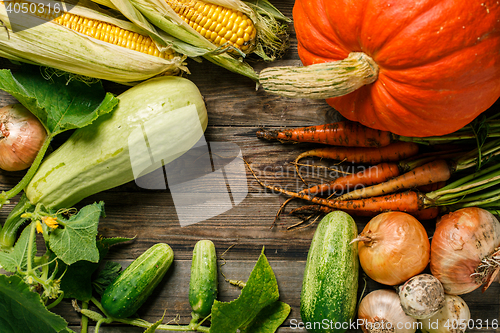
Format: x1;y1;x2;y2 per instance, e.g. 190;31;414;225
1;0;500;332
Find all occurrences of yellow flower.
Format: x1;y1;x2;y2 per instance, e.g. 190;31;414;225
42;216;59;229
35;221;43;234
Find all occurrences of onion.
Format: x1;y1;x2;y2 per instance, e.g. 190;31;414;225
358;289;418;333
419;295;470;333
430;207;500;295
398;274;445;319
355;212;430;285
0;104;47;171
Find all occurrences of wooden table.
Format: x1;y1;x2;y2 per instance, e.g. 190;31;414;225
1;0;500;331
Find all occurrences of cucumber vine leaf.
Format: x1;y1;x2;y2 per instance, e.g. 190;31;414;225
48;201;105;265
0;275;73;333
210;247;290;333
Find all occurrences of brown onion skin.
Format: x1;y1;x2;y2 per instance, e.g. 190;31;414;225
430;207;500;295
358;212;430;286
0;104;47;171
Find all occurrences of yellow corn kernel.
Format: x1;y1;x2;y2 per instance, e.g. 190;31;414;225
165;0;256;53
6;0;174;59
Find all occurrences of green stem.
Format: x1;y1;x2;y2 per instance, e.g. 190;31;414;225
456;192;500;208
46;291;64;310
26;222;36;272
0;194;36;249
81;301;89;333
189;312;201;326
89;297;210;332
90;297;110;317
0;135;52;206
398;133;484;145
437;175;500;202
113;318;211;332
454;138;500;170
427;163;500;199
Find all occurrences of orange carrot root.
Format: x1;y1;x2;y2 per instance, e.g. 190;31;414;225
301;162;401;195
243;157;423;215
256;121;393;147
295;141;419;166
336;159;452;201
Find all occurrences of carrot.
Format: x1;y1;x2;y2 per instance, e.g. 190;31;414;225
295;141;420;166
299;150;460;196
301;162;401;195
336;159;452;201
256;121;394;147
302;191;421;212
243;156;423;213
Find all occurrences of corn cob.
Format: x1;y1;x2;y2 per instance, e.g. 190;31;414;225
0;0;186;83
92;0;290;80
166;0;257;54
51;12;174;59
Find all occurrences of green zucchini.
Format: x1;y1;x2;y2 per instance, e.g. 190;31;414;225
189;240;218;318
101;243;174;319
25;76;208;209
300;211;359;333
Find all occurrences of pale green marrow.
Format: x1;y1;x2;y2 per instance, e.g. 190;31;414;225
25;76;208;209
300;211;359;333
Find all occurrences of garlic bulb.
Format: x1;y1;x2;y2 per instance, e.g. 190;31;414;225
358;289;418;333
0;104;47;171
399;274;445;319
419;295;470;333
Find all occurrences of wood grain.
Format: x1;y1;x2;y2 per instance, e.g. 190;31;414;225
0;0;500;331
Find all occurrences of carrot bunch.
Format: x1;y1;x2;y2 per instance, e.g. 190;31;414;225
255;119;500;226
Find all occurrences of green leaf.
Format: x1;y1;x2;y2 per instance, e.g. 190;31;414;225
57;235;132;301
48;202;104;265
240;302;291;333
92;261;122;295
0;65;118;135
210;247;289;333
58;259;97;301
0;274;70;333
0;223;36;272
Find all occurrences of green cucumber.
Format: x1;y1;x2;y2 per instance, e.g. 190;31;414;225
25;76;208;209
101;243;174;319
189;240;218;318
300;211;359;333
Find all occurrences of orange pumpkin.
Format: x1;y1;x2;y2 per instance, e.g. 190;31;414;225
260;0;500;137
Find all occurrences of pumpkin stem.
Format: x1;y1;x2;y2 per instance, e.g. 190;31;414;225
258;52;379;99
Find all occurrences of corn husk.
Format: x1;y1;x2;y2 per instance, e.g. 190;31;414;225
91;0;290;80
0;0;188;84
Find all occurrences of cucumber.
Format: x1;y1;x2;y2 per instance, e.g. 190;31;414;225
25;76;208;209
101;243;174;319
189;240;218;318
300;211;359;333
